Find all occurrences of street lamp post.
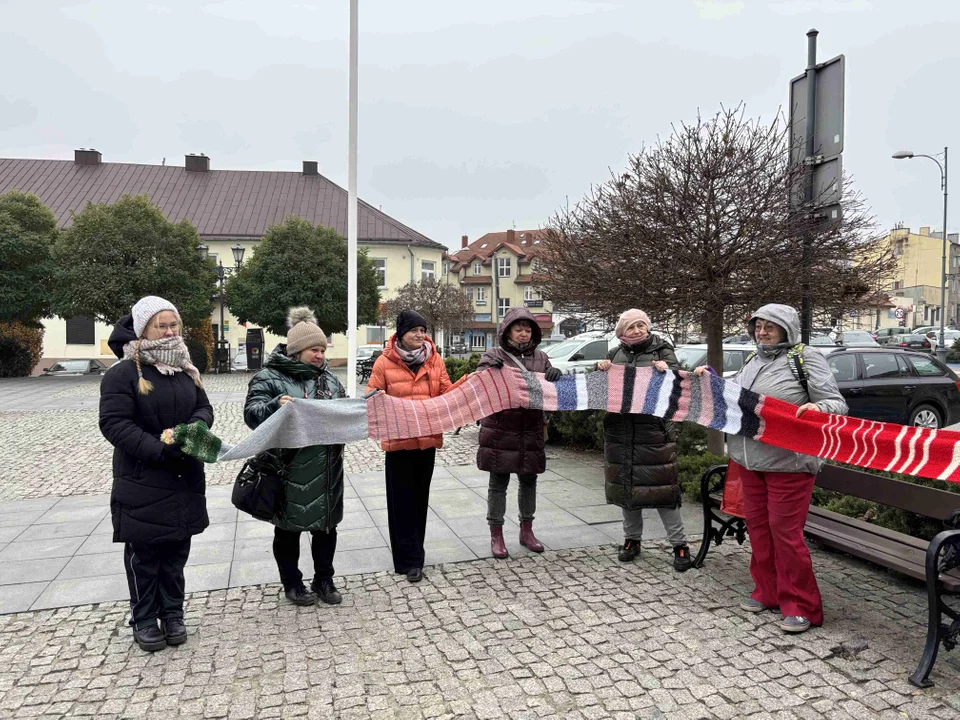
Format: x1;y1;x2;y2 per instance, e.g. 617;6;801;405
198;243;245;373
893;147;949;361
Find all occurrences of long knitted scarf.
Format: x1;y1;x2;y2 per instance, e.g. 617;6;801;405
123;336;201;384
394;339;431;369
208;366;960;482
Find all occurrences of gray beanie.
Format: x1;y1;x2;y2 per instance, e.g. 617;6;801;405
132;296;181;338
286;306;328;356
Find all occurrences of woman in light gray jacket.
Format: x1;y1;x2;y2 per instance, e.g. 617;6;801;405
696;303;847;634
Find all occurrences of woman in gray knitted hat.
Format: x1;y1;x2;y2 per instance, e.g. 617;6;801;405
243;307;347;606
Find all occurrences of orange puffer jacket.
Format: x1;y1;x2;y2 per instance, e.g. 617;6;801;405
366;335;466;452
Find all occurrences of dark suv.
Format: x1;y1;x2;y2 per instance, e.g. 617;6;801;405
823;347;960;429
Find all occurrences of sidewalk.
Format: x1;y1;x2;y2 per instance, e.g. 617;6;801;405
0;459;702;614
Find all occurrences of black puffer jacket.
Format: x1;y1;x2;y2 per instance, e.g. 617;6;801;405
602;335;681;510
99;315;214;543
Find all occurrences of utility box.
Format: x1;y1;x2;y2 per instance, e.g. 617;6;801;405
245;328;265;371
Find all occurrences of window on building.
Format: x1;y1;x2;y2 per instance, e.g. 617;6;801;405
373;258;387;288
442;261;449;276
473;262;482;275
476;287;486;305
524;286;539;301
498;297;510;317
497;257;511;278
421;260;436;282
471;334;486;350
464;287;474;302
66;316;95;345
892;280;902;291
366;326;387;344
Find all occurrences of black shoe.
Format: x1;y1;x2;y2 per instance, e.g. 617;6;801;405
161;618;188;646
311;579;343;605
618;539;641;562
284;585;317;606
673;544;693;573
133;622;167;652
406;568;424;583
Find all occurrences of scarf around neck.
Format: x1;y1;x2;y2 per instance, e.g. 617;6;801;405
124;336;202;385
395;338;431;369
621;334;654;351
756;341;792;360
506;338;534;354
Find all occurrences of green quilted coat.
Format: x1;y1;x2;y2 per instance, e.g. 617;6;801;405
243;347;347;532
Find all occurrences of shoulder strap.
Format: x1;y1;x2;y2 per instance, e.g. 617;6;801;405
787;344;808;392
502;351;529;372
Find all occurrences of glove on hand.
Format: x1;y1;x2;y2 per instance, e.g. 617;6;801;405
161;444;184;461
544;367;562;382
488;357;505;369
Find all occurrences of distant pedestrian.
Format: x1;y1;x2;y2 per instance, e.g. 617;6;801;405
596;309;692;571
695;303;847;633
244;307;347;607
99;296;213;652
366;310;466;583
476;308;562;558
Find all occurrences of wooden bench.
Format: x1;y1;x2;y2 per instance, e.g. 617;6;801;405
692;462;960;688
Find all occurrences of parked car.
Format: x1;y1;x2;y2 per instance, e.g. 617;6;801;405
674;344;756;378
41;359;108;376
911;325;938;337
895;334;934;353
808;335;838;350
836;330;880;347
823;347;960;429
874;327;912;345
723;333;754;345
543;332;618;374
356;345;381;361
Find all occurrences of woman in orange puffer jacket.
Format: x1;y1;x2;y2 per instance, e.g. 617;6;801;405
366;309;467;583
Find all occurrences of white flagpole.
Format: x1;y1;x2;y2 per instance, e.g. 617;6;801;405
346;0;359;397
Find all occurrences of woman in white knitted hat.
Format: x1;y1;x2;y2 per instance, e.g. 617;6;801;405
99;296;213;653
243;307;348;607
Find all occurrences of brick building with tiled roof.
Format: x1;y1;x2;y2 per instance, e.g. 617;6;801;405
0;150;446;369
444;228;556;352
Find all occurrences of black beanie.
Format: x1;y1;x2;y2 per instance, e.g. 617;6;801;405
396;309;428;339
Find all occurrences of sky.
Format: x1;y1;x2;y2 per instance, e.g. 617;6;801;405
1;0;958;251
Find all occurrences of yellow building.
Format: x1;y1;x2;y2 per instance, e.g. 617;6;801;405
447;229;555;351
883;225;960;328
0;151;444;371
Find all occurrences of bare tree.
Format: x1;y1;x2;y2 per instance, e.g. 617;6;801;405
538;105;894;453
383;278;475;346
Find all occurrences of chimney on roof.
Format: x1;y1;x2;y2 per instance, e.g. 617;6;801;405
461;235;468;248
920;226;930;236
185;153;210;172
303;161;319;176
506;229;516;244
74;148;102;166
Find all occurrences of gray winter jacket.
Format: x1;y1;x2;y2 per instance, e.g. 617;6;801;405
726;304;848;475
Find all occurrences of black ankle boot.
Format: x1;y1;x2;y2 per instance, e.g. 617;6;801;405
311;579;343;605
284;585;317;606
161;618;188;645
133;622;167;652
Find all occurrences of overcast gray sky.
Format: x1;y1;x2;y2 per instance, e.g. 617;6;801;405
1;0;957;249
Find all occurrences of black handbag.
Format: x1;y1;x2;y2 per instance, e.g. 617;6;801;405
231;452;287;521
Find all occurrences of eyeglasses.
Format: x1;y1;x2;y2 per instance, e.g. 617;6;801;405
156;323;180;332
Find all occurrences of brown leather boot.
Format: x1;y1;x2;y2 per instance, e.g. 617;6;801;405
519;521;544;553
490;525;509;558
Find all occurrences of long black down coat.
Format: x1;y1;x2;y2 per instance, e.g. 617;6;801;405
603;335;681;510
99;315;214;544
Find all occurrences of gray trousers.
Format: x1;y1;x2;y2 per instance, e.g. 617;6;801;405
487;472;537;526
622;506;686;547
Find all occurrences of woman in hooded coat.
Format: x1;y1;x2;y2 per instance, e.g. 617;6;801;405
596;309;692;572
476;307;562;558
99;296;213;652
695;303;847;633
244;307;347;607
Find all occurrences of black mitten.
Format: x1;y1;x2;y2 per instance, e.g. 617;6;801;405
545;367;562;382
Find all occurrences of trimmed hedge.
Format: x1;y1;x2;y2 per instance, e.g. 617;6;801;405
445;353;482;383
0;337;33;377
185;337;209;373
0;321;44;373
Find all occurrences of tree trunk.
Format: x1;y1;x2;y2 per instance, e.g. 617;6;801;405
704;309;726;457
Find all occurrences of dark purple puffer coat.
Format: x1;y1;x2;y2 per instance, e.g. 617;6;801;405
476;307;553;476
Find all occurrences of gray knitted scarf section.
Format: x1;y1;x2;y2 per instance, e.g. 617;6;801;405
123;336;202;384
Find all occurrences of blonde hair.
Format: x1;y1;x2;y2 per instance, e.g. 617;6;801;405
135;338;154;395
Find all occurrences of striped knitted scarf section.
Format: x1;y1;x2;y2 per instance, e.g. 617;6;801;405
122;336;201;384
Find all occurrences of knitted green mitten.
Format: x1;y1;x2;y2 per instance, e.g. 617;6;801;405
172;421;223;464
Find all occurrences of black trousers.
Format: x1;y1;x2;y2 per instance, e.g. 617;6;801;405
385;448;436;573
272;527;338;591
123;538;191;630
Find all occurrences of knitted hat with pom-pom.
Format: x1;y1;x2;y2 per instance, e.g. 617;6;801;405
285;307;327;356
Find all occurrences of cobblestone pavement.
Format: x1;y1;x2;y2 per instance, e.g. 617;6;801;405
1;541;959;719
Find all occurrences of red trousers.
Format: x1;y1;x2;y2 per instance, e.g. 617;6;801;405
733;460;823;625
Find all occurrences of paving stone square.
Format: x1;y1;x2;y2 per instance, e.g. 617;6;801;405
0;374;959;718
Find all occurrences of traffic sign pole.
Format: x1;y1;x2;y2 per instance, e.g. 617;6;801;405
800;29;818;345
